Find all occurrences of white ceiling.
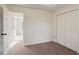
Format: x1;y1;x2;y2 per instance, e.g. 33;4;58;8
39;4;56;7
9;4;68;12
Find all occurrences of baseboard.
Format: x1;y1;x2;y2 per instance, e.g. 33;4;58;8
24;40;53;46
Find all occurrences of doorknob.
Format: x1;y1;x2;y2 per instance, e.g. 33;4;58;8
0;33;7;35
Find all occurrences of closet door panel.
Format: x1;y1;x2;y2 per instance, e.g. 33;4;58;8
77;11;79;53
57;14;65;45
65;10;78;51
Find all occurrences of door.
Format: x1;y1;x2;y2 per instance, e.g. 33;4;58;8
65;9;78;51
57;9;78;51
57;14;65;45
0;6;3;55
3;6;12;54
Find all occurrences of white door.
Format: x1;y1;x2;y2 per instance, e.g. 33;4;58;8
57;14;65;45
65;9;78;51
3;6;12;54
57;9;78;51
0;6;4;55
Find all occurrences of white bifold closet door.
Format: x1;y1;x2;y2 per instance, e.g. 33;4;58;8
57;9;78;51
57;14;65;45
64;9;78;51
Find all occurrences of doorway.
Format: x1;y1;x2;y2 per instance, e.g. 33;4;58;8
2;5;24;54
9;12;23;48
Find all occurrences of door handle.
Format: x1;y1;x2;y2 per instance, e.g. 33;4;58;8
0;33;7;35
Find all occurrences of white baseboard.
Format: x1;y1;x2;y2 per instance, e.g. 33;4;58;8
24;40;52;46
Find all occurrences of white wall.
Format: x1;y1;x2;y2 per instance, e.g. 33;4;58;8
7;5;54;45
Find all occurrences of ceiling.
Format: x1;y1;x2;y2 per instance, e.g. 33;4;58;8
9;4;68;12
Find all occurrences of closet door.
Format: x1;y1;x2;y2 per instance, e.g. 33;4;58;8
57;14;65;45
65;9;78;51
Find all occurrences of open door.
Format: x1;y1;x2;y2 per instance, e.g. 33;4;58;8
0;6;4;55
3;5;12;54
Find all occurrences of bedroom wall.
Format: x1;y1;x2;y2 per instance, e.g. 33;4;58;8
7;5;54;45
